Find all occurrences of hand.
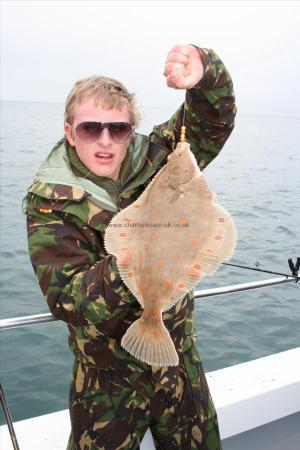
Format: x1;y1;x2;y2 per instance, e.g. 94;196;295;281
164;45;204;90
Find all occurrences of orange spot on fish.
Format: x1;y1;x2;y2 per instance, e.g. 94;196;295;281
180;218;188;225
150;233;158;240
214;235;223;240
171;236;177;240
190;239;198;246
218;217;225;223
166;280;173;289
177;283;185;289
133;204;140;208
120;232;128;237
146;267;153;273
123;217;131;222
157;258;166;266
193;263;202;270
153;330;158;337
127;272;134;278
140;287;146;294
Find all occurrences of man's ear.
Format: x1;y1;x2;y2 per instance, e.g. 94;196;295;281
64;123;75;146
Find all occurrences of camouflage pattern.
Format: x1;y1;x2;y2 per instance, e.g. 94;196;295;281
25;47;235;449
66;345;221;450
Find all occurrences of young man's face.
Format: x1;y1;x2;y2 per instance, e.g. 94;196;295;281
64;97;132;181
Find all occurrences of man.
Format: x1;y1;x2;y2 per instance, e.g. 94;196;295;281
25;44;236;449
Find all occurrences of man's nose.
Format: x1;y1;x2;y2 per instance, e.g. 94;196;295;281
97;127;112;145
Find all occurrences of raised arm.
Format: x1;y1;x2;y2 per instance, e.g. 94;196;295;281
150;45;236;169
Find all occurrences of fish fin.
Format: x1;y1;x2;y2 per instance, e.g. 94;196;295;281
104;212;144;307
103;208;133;256
195;203;237;276
162;294;187;313
121;315;179;366
117;266;144;307
162;204;237;312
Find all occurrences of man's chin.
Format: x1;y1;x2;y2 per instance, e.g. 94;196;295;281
91;166;117;180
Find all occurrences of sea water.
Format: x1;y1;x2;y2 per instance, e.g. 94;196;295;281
0;101;299;424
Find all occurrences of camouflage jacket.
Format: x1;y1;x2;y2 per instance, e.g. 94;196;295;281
25;48;236;383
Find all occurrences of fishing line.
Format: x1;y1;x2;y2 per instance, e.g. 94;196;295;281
182;102;186;129
222;260;299;282
180;102;187;142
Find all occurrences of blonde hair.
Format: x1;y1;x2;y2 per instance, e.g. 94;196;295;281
64;75;141;127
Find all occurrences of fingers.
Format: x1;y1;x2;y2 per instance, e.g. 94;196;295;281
166;70;188;89
166;51;189;65
164;62;188;77
164;44;204;90
168;44;191;57
164;45;192;89
163;47;189;77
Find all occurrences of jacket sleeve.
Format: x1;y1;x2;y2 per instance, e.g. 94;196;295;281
149;47;236;169
26;204;140;327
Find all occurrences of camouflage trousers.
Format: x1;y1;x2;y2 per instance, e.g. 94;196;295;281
67;347;222;450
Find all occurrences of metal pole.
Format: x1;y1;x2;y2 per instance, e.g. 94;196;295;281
194;275;297;298
0;384;20;450
0;313;58;331
0;276;297;331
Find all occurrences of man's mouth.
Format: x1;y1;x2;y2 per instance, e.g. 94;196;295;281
95;152;113;160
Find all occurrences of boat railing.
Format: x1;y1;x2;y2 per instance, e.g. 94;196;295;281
0;275;298;331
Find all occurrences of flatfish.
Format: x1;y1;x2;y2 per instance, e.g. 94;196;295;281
104;140;237;366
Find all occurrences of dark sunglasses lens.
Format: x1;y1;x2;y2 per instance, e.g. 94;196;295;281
76;122;102;143
109;123;133;142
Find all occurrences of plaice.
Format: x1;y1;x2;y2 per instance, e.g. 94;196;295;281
104;141;237;366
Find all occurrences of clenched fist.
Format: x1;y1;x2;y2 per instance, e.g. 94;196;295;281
164;45;204;90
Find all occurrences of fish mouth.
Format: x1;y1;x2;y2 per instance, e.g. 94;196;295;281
168;143;189;161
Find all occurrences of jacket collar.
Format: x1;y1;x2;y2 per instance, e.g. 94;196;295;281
28;133;168;213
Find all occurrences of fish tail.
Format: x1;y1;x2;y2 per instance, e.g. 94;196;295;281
121;315;179;367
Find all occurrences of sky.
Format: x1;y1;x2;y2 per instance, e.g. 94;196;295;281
1;0;300;117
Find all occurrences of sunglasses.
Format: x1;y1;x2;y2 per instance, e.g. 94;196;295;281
74;121;134;144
